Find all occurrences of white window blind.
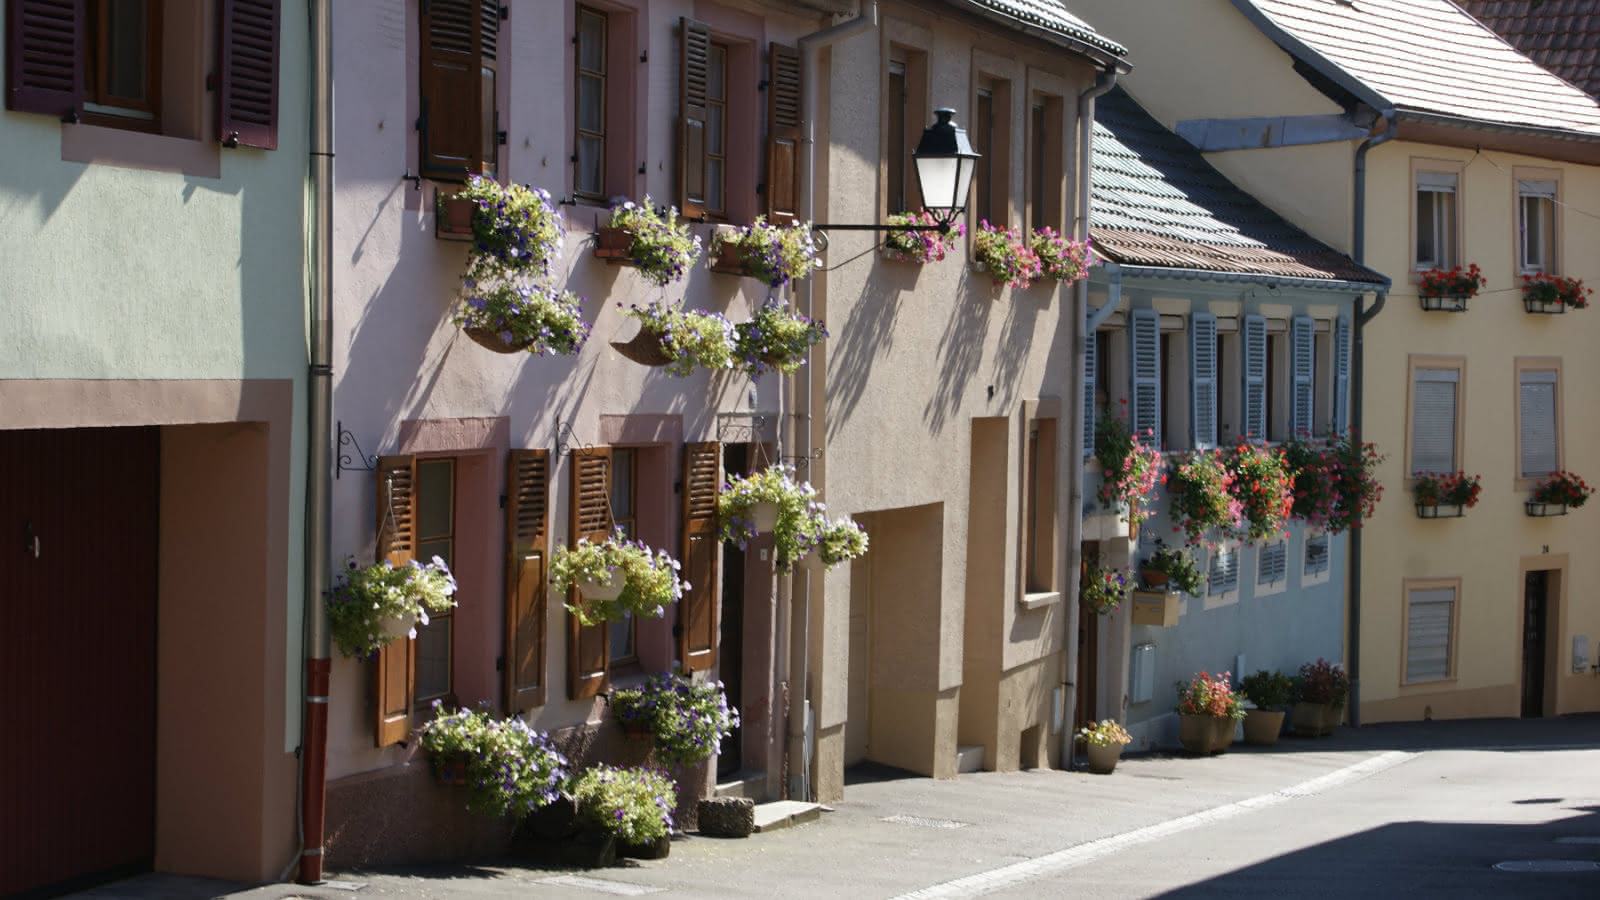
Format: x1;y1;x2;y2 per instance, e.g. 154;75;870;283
1258;542;1287;586
1290;316;1315;438
1332;318;1351;434
1406;587;1454;683
1130;309;1161;446
1304;534;1330;577
1242;314;1267;441
1411;368;1458;475
1416;171;1458;191
1208;549;1238;595
1191;312;1218;448
1517;179;1557;198
1519;369;1558;478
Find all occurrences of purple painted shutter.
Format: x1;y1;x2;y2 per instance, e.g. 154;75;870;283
217;0;281;149
5;0;83;118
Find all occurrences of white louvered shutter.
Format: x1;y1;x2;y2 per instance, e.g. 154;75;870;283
1291;316;1315;438
1083;327;1097;458
1130;309;1161;447
1208;548;1238;595
1332;317;1351;434
1405;588;1454;682
1304;534;1330;577
1191;312;1218;449
1519;369;1558;478
1258;542;1287;585
1411;369;1458;475
1242;314;1267;441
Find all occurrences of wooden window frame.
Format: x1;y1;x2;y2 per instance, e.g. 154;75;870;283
82;0;164;132
969;74;1012;231
413;456;457;705
574;4;607;202
1410;158;1465;276
1513;165;1562;277
1404;355;1466;484
704;41;728;217
1400;577;1460;687
1020;399;1059;603
1513;357;1563;489
1025;88;1064;234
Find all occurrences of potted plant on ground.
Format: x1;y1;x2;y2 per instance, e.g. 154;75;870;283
1417;262;1484;312
572;764;678;860
613;301;735;375
1291;658;1349;736
1237;670;1294;746
732;298;828;376
325;555;457;658
1175;670;1245;755
1075;719;1132;774
417;700;568;815
442;176;566;279
1527;470;1594;517
453;276;591;355
972;220;1042;289
1139;541;1204;594
1168;450;1244;546
595;198;702;286
610;670;741;767
1082;561;1133;615
550;530;690;625
1224;439;1294;543
1094;408;1163;527
1030;227;1094;285
1521;272;1590;314
882;211;964;263
707;217;819;287
1412;470;1480;518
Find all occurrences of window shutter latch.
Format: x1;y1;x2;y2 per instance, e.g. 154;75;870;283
500;5;509;20
498;130;508;147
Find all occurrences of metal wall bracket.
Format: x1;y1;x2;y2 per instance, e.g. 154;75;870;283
554;417;592;458
336;420;378;479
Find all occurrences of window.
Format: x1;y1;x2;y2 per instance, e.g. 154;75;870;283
678;19;774;224
970;76;1010;228
883;46;927;217
1217;324;1241;444
1304;534;1330;580
609;448;637;664
1023;414;1058;595
569;3;639;202
1414;168;1459;271
1403;579;1458;684
1518;176;1558;274
1208;548;1239;595
1027;94;1063;232
704;43;728;216
1407;357;1464;477
420;0;499;181
5;0;280;148
414;458;456;702
1516;361;1561;483
574;6;606;200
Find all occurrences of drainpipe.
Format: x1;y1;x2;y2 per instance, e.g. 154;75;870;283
1061;63;1118;770
1346;111;1396;730
299;0;335;884
790;0;876;802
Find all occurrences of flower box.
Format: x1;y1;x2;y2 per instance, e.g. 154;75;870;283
1290;701;1341;736
1523;296;1566;315
708;243;750;277
1525;501;1568;517
591;225;634;262
1130;590;1179;627
1415;502;1464;518
1418;293;1469;312
435;193;476;242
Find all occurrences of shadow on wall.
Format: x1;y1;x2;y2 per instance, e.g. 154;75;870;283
923;273;995;435
825;255;918;441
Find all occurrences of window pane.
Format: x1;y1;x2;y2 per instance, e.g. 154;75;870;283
611;449;635;530
576;136;603;196
707;45;726;101
578;75;604;133
417;460;454;542
578;9;606;74
106;0;149;102
707;158;725;214
887;69;906;213
480;67;496;177
707;104;724;156
1031;104;1045;231
974;90;992;224
1438;192;1456;268
1411;377;1457;474
1416;190;1437;265
609;613;634;662
416;616;452;700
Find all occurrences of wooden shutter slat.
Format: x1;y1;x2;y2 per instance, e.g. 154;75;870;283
1332;317;1351;434
679;442;720;672
375;455;418;748
217;0;280;149
420;0;494;181
765;43;802;225
1190;312;1218;449
567;447;611;699
1130;309;1161;447
1242;314;1267;441
1290;315;1314;438
505;449;549;713
5;0;83;117
678;18;710;219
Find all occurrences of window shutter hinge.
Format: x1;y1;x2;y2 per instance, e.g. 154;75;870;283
205;72;216;92
498;130;508;146
415;116;423;133
499;493;507;509
640;50;648;63
500;5;509;20
495;655;505;671
637;162;646;174
61;107;78;124
672;624;684;638
572;33;579;44
758;79;769;91
570;153;579;163
756;182;766;196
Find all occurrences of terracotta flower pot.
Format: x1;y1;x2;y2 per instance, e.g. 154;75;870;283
592;225;634;262
1242;709;1285;746
1140;569;1169;589
1084;742;1124;774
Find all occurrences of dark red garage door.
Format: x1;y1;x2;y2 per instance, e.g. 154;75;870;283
1;428;159;898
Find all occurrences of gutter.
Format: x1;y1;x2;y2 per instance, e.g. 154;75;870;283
298;0;334;884
1062;61;1119;772
791;0;877;803
1392;107;1600;146
1104;262;1386;295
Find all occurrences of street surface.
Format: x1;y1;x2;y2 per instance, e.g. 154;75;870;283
73;715;1600;900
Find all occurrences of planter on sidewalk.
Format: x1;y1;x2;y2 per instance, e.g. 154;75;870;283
1179;713;1233;755
1084;742;1124;775
1242;709;1285;746
1291;701;1342;736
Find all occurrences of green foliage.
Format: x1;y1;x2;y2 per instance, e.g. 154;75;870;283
732;299;828;376
573;764;677;844
611;670;741;767
417;701;568;817
325;556;456;658
625;301;735;376
1142;542;1204;595
1238;670;1294;710
1075;719;1132;747
717;464;868;572
605;197;702;286
709;217;819;287
549;531;688;625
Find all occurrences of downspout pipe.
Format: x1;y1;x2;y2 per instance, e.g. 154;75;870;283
1346;111;1396;730
791;0;876;802
299;0;334;884
1062;63;1118;771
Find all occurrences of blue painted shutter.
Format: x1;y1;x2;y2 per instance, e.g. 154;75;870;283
1332;317;1351;434
1190;312;1218;449
1083;325;1097;457
1290;316;1315;438
1130;309;1161;447
1242;314;1267;441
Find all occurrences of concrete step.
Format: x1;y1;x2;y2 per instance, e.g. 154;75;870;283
714;770;767;801
955;744;985;774
751;800;823;833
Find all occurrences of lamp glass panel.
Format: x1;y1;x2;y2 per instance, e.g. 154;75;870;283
915;155;958;211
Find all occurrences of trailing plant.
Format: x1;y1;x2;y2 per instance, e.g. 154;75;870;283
732;298;828;376
708;217;820;287
1294;658;1350;706
326;555;457;658
1094;407;1163;527
1323;430;1385;533
572;764;677;845
604;197;702;286
717;464;868;571
1282;435;1338;528
611;669;741;767
1175;670;1246;720
1418;263;1485;299
1082;561;1132;615
450;176;565;280
1412;470;1481;507
418;701;568;816
624;301;736;376
1238;670;1294;710
1531;470;1595;507
972;220;1042;289
1168;450;1244;546
1223;439;1294;543
1521;272;1590;310
816;517;870;568
550;530;690;625
882;211;965;263
1141;541;1204;595
453;276;590;356
1029;227;1093;283
1075;719;1132;747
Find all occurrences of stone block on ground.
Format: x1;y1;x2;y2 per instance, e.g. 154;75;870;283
696;796;755;838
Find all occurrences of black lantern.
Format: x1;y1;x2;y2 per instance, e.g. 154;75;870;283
912;108;980;230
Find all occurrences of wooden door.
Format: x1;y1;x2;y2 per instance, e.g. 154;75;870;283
1522;570;1549;718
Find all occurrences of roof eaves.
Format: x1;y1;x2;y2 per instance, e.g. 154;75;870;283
1104;261;1391;294
1227;0;1392;114
1395;107;1600;146
946;0;1131;70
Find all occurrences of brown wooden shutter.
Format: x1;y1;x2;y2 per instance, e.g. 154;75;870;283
217;0;280;149
677;17;710;220
766;43;802;225
678;442;720;672
5;0;83;118
567;447;612;699
504;449;549;713
419;0;499;182
374;455;418;748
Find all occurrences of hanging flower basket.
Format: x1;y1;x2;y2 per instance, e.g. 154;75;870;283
464;326;534;354
592;226;634;261
596;198;702;285
1412;471;1479;519
707;217;819;287
550;531;689;625
1525;501;1568;517
733;299;827;376
1417;264;1483;313
718;464;868;571
749;500;780;532
610;327;675;367
579;575;626;603
325;555;458;658
454;278;590;357
613;302;735;375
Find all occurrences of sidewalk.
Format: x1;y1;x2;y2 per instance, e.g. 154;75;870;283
73;714;1600;900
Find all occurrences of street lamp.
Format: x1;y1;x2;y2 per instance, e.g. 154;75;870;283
813;108;980;236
